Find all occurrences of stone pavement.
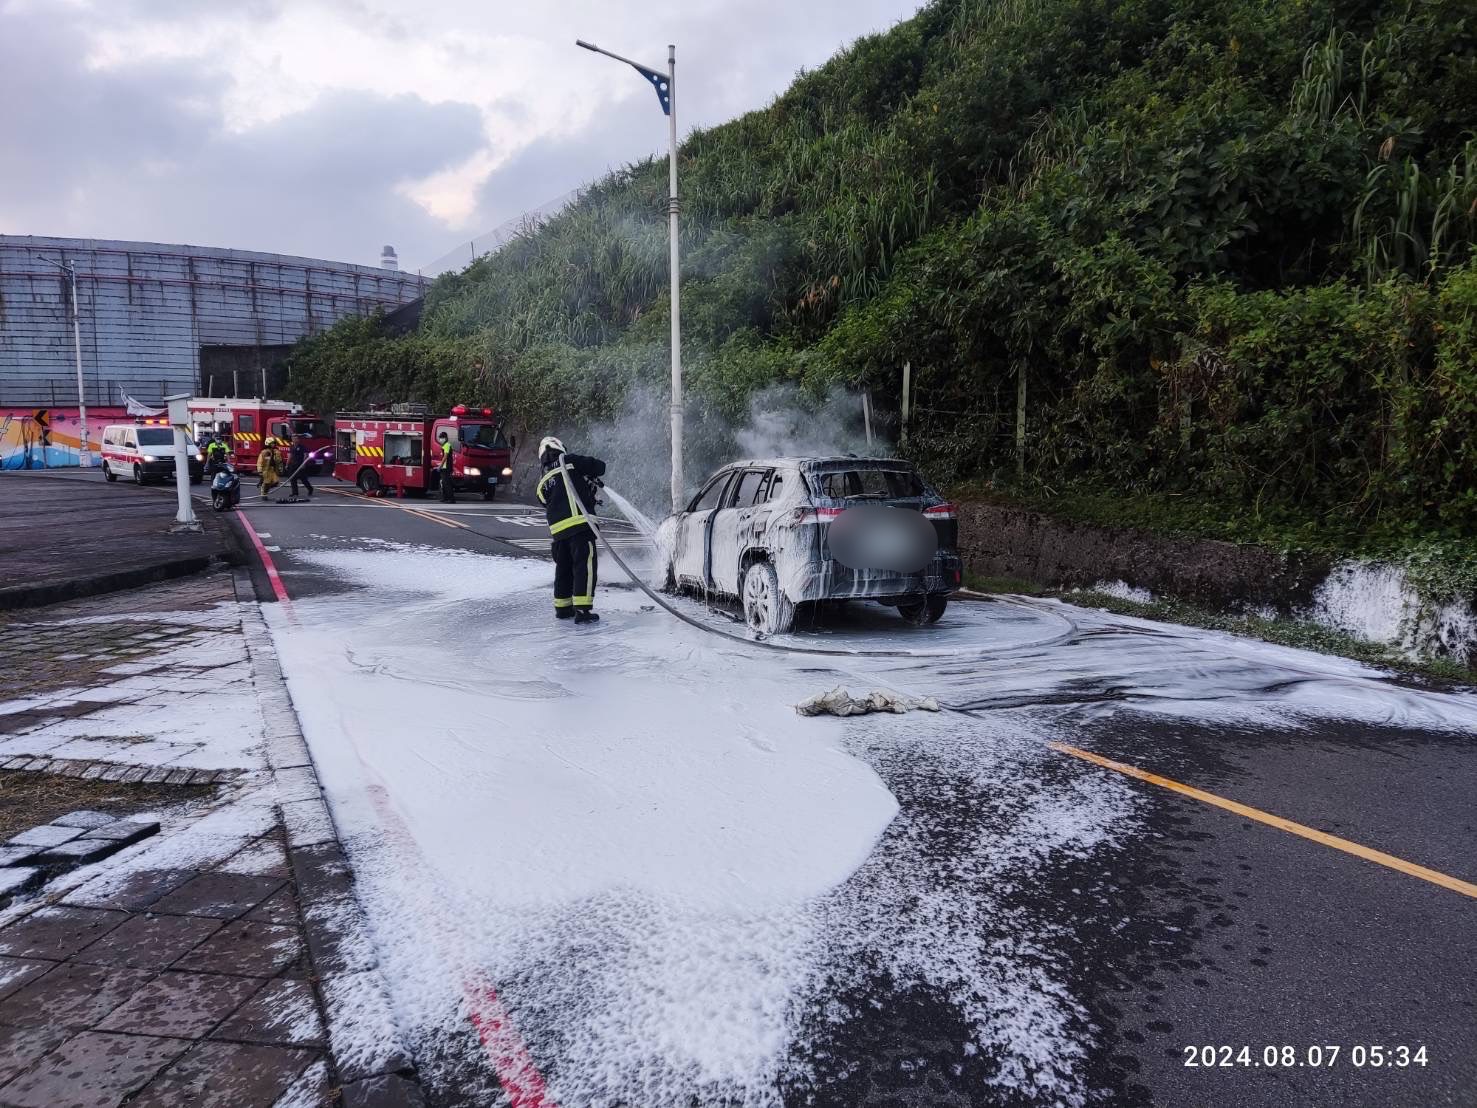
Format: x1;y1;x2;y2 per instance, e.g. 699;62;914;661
0;571;423;1106
0;472;240;610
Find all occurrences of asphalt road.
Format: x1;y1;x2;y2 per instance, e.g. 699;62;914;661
39;469;1477;1107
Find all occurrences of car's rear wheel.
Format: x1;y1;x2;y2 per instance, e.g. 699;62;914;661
103;463;117;482
897;594;948;626
357;468;381;495
741;561;795;635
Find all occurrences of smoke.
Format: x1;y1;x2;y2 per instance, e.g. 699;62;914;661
571;383;888;517
734;385;879;461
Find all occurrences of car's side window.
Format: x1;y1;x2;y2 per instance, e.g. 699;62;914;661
765;472;784;502
730;469;766;508
691;474;730;512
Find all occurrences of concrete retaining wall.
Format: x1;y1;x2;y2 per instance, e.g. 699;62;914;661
956;500;1476;667
956;501;1330;612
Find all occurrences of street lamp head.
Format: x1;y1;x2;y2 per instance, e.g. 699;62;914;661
575;39;598;51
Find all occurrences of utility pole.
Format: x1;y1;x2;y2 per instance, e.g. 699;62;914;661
900;362;911;448
67;263;91;467
577;37;683;511
1016;363;1027;480
43;257;91;467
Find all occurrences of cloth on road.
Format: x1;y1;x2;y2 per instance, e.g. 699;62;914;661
796;686;941;717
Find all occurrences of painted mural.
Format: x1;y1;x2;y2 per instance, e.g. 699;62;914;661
0;407;123;470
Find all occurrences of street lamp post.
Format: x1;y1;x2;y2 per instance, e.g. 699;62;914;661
43;256;91;467
576;38;683;512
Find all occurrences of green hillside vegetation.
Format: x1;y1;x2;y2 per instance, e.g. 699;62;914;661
290;0;1477;543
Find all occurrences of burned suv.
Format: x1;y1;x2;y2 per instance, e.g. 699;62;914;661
660;457;962;634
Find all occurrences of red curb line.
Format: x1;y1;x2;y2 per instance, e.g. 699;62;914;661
244;512;557;1102
235;512;292;608
467;977;559;1107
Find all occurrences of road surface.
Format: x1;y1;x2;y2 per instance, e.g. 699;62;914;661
40;471;1477;1107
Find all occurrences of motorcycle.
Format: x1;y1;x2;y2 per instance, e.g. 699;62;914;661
209;462;241;512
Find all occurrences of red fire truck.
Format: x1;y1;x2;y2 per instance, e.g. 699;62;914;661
332;404;514;498
187;398;334;475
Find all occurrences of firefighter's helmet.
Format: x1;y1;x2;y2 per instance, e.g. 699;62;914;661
539;436;565;458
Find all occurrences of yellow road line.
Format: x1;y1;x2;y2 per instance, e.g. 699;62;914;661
1049;742;1477;901
403;506;468;530
318;485;467;529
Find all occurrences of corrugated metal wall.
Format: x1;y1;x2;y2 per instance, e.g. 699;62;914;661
0;235;427;406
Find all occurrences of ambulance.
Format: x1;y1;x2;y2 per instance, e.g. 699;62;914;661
332;404;514;498
99;418;204;484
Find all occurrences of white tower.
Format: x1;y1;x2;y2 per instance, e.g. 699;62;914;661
380;245;399;271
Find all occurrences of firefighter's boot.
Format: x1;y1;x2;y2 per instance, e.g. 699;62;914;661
555;606;575;620
573;610;600;625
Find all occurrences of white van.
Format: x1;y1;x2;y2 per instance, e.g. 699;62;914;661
100;423;203;485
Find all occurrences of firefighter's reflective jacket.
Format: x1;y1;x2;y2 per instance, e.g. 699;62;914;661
536;454;606;537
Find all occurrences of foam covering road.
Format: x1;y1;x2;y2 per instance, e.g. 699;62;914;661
199;475;1477;1107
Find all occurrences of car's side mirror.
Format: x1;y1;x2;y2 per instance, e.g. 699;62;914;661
509;435;518;452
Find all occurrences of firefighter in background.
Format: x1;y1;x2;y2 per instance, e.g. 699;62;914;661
536;436;606;624
258;437;283;500
287;433;314;501
436;430;456;503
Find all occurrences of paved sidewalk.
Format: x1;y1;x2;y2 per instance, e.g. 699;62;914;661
0;572;422;1106
0;472;240;610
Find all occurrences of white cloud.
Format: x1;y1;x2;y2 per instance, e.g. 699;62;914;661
2;0;927;263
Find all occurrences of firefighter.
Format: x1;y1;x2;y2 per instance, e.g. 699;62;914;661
287;433;314;500
258;437;283;499
436;430;456;503
536;436;606;623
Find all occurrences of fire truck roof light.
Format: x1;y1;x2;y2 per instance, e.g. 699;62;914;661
451;404;468;415
481;407;492;416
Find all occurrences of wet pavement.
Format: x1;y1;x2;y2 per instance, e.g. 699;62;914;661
0;570;421;1106
0;471;234;608
247;508;1477;1107
16;470;1477;1107
0;850;327;1106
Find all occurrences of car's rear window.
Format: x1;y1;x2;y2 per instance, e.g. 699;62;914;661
811;468;924;499
135;428;174;446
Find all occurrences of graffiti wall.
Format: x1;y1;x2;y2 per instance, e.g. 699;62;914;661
0;407;125;470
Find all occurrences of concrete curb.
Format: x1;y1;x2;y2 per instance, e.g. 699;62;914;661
233;570;427;1107
0;555;218;611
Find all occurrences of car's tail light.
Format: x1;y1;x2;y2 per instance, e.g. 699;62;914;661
790;506;844;525
923;502;957;521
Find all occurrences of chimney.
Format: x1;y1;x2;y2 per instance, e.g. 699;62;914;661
380;245;399;271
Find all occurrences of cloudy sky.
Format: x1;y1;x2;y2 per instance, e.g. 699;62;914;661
1;0;925;273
